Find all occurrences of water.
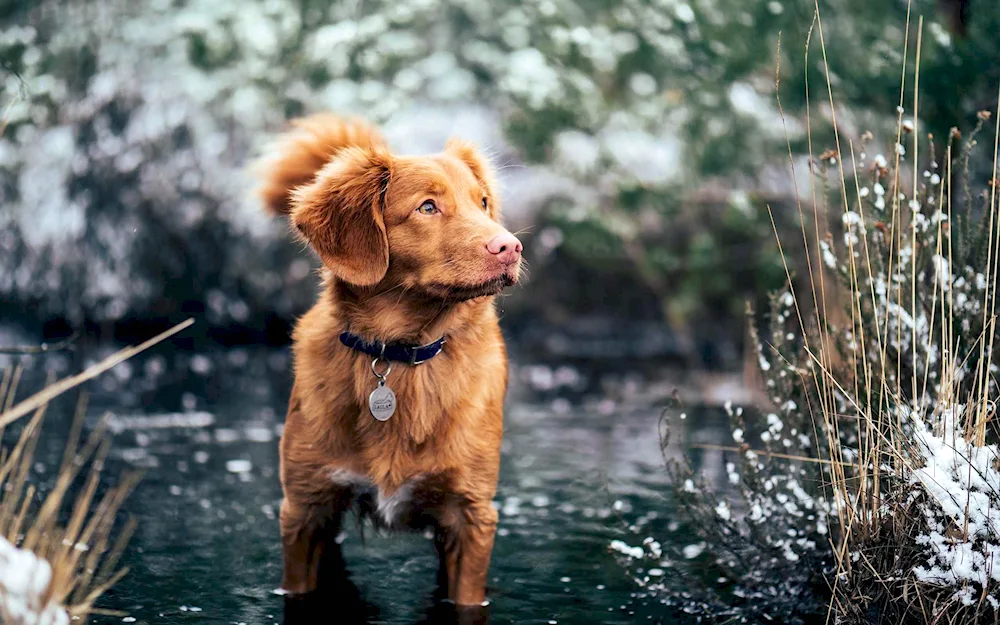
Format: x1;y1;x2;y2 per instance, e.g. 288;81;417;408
6;342;732;625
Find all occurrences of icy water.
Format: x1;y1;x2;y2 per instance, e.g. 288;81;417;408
6;340;731;625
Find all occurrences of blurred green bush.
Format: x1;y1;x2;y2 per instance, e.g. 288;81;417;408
0;0;996;357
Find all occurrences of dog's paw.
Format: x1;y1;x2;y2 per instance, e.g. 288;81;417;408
276;582;313;598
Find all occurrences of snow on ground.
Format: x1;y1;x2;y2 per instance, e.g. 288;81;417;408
0;536;67;625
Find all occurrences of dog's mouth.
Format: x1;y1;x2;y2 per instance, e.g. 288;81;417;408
424;274;515;302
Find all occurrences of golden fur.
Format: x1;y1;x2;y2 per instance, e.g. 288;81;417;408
256;113;521;606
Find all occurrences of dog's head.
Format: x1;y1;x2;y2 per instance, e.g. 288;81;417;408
289;140;521;301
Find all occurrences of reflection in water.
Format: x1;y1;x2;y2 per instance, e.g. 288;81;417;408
282;564;381;625
281;559;493;625
3;343;733;624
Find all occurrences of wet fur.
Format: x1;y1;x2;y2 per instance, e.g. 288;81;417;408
257;114;518;607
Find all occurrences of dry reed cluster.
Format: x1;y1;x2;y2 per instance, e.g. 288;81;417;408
0;319;191;624
613;3;1000;623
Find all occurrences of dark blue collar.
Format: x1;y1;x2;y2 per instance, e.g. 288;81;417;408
339;331;447;365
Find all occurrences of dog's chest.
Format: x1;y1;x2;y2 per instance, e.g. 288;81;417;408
329;469;450;529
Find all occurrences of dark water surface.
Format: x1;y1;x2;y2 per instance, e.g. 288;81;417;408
3;339;730;625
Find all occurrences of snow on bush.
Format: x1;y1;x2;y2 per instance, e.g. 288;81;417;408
911;405;1000;604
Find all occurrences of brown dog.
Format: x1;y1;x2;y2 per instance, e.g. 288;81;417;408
256;114;522;607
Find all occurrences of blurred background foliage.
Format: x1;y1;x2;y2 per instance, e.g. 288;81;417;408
0;0;995;367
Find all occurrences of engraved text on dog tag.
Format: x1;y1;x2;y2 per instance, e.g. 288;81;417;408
369;382;396;421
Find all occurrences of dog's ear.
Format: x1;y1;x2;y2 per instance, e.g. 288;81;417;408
255;114;387;217
290;146;392;286
445;139;500;220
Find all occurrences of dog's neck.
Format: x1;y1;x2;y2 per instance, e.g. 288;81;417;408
329;280;494;345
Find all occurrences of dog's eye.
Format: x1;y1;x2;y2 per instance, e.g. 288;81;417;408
416;200;438;215
482;197;488;210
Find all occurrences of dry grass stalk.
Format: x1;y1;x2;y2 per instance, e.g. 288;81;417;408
0;318;194;428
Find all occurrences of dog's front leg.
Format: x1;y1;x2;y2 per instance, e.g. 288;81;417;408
280;498;342;595
448;501;498;606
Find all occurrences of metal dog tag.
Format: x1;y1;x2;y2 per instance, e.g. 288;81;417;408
369;382;396;421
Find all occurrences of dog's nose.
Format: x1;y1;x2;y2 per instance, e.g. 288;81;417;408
486;232;523;265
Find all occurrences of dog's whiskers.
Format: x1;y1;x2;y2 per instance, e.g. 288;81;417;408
371;282;408;299
385;283;413;319
418;300;451;337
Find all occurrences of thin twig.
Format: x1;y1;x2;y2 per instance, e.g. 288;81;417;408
690;443;855;468
0;331;81;355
